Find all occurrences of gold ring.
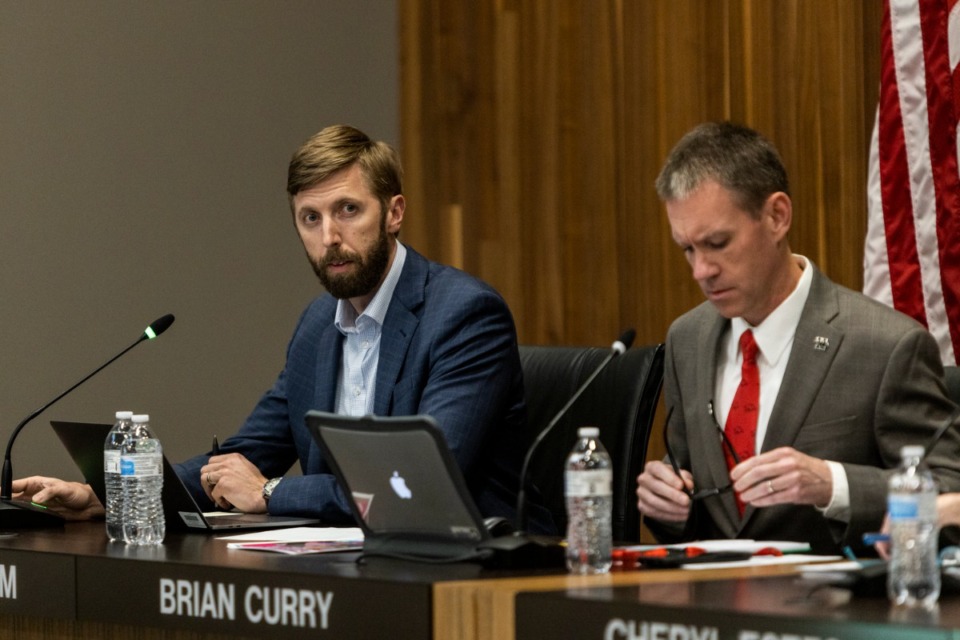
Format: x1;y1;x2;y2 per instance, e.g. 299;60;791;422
767;479;775;494
206;473;216;489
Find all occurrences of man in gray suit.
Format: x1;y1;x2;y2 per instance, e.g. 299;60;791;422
636;122;960;553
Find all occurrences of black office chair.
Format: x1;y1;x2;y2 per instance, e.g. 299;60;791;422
944;366;960;405
518;343;665;542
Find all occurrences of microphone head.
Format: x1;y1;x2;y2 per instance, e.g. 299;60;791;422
144;314;176;340
612;328;636;355
924;405;960;458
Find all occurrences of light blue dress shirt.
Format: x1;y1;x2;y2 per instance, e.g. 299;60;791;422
333;243;407;416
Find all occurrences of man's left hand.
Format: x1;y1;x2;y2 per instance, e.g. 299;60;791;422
730;446;833;508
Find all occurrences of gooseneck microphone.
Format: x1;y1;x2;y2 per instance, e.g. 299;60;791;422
0;314;175;527
514;328;636;533
923;405;960;459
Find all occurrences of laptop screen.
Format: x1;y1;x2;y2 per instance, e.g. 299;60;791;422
50;421;112;505
51;420;319;532
305;411;489;554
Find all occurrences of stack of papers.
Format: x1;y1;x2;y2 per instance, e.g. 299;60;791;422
615;539;842;570
219;527;364;556
620;539;812;554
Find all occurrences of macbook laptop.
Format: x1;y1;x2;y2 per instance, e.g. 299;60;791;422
305;411;489;560
306;410;564;566
50;421;318;531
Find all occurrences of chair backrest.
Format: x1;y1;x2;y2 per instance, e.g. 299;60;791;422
944;366;960;405
518;343;664;542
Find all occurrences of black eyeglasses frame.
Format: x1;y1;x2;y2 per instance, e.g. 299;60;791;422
662;402;740;501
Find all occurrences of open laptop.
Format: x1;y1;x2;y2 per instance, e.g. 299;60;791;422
305;410;564;565
50;421;318;531
305;411;490;559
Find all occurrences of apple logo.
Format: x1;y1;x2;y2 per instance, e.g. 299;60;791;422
390;471;412;499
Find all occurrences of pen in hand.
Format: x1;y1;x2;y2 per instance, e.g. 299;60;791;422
209;435;233;510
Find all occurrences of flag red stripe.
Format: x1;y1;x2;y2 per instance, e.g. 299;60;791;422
919;0;960;356
879;0;928;325
954;65;960;120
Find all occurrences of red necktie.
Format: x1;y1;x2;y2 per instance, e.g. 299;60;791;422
725;329;759;514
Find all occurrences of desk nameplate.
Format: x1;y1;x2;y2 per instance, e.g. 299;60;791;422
515;578;960;640
0;548;75;619
76;556;432;639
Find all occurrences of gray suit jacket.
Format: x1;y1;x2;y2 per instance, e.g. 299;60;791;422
649;266;960;553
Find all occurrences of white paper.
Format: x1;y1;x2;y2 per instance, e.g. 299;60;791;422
216;526;363;543
617;539;812;554
681;554;843;571
797;560;864;572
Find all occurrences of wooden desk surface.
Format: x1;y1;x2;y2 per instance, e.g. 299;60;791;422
0;521;557;640
2;523;917;640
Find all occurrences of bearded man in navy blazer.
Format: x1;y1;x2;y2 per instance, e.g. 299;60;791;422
13;125;552;533
170;125;554;531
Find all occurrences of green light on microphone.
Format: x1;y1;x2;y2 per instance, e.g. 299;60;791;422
144;314;175;340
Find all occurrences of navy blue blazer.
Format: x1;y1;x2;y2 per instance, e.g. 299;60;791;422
176;246;554;533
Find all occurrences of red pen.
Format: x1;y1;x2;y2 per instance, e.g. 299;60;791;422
754;546;783;556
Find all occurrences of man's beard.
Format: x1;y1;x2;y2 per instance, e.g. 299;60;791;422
311;224;391;300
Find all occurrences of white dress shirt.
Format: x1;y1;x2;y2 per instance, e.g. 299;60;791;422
713;255;850;520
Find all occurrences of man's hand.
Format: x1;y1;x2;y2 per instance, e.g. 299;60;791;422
730;446;833;508
200;453;268;513
12;476;104;521
636;460;693;522
874;513;892;560
873;493;960;560
937;493;960;528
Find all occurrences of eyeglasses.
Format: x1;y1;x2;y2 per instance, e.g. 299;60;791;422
662;402;739;501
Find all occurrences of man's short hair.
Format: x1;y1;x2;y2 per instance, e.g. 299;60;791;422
287;125;403;208
655;122;789;216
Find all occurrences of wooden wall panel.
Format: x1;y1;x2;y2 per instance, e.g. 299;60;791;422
400;0;881;351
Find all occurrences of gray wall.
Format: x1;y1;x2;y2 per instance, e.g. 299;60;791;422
0;1;398;481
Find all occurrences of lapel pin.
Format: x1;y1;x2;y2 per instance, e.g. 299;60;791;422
814;336;829;351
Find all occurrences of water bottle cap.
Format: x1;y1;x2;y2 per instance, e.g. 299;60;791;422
577;426;600;438
132;414;150;424
901;445;925;458
115;411;133;420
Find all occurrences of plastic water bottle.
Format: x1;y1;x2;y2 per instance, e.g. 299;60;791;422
565;426;613;574
120;414;165;545
888;444;940;608
104;411;134;542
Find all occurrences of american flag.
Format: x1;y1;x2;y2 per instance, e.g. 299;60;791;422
863;0;960;365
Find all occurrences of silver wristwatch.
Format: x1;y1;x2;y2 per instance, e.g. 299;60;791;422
262;477;282;504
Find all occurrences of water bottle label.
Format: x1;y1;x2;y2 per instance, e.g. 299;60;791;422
565;469;612;497
120;453;162;477
889;494;920;521
104;450;120;474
